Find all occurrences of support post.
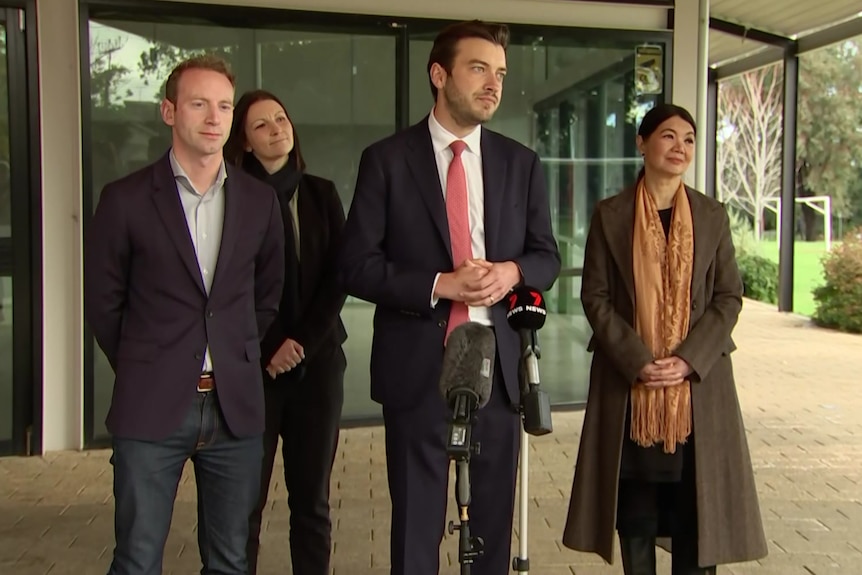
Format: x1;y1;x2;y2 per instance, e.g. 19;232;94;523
695;0;709;191
778;45;798;312
705;68;718;198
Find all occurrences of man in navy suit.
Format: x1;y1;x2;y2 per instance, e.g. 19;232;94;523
84;55;284;575
339;21;561;575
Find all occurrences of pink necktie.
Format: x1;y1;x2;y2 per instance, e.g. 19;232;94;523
445;140;472;342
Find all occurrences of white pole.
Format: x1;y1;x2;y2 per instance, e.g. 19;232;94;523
516;426;529;573
825;195;832;251
695;0;710;192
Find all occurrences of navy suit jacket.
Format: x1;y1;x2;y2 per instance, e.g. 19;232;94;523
338;118;561;410
84;152;285;441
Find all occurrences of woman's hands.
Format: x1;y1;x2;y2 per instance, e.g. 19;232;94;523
637;356;693;389
266;338;305;379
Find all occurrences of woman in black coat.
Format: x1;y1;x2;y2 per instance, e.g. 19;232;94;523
225;89;347;575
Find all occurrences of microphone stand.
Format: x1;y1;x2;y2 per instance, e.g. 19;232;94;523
513;330;540;575
446;393;484;575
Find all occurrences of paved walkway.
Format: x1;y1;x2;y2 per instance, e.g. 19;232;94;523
2;300;861;574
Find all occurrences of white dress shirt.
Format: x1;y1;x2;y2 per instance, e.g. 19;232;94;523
170;150;227;373
428;109;492;326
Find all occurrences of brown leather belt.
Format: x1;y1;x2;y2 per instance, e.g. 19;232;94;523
197;373;215;392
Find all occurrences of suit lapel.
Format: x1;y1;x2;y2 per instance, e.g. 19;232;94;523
480;132;505;261
211;165;241;291
151;154;207;295
405;120;452;260
602;187;637;305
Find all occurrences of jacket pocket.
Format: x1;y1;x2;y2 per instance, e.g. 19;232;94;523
245;339;261;361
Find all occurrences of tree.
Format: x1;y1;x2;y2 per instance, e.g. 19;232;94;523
717;64;783;239
796;40;862;239
717;38;862;242
137;42;234;102
843;167;862;230
90;35;132;109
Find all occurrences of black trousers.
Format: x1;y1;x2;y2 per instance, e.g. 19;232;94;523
247;345;346;575
382;359;520;575
617;440;706;571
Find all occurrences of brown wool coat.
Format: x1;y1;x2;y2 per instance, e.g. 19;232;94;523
561;186;768;567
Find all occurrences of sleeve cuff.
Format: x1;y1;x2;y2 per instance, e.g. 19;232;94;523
431;272;441;308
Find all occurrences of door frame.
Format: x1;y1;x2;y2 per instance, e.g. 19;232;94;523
0;0;42;456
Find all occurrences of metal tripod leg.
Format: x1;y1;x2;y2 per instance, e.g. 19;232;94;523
512;424;529;574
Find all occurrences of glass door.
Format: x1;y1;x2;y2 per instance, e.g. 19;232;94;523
0;4;35;456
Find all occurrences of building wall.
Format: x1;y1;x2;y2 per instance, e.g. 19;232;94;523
38;0;84;451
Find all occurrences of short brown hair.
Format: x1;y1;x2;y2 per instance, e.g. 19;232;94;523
164;54;236;104
224;89;306;171
427;20;510;99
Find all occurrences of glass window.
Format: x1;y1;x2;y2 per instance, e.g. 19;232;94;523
409;31;666;405
0;276;10;445
84;8;669;441
1;22;12;446
86;17;396;438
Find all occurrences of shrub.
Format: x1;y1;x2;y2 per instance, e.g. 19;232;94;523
736;253;779;304
726;206;779;303
727;207;757;257
813;228;862;333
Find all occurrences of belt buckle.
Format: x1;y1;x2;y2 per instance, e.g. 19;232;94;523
197;374;214;393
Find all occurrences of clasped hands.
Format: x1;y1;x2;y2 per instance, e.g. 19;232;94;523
637;356;693;389
265;338;304;380
434;258;521;307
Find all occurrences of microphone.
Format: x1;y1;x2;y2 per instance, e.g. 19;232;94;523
439;322;494;571
439;322;495;460
506;286;553;436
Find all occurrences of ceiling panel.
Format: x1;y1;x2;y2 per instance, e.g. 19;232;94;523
709;0;861;66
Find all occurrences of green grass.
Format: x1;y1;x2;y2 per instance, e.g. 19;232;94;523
755;240;829;317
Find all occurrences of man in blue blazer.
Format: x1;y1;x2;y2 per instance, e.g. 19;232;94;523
84;55;285;575
339;20;560;575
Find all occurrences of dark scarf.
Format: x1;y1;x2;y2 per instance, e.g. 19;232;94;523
243;152;305;381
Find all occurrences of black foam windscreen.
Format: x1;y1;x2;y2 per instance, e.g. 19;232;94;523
438;322;496;409
506;286;547;331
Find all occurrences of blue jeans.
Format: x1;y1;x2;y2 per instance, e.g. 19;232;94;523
107;391;263;575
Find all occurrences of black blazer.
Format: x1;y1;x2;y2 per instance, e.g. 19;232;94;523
338;118;561;410
260;173;347;366
84;152;285;441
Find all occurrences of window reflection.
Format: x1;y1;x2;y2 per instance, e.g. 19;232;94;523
0;23;12;444
0;25;9;241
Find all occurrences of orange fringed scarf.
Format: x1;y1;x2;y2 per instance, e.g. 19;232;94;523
631;179;694;454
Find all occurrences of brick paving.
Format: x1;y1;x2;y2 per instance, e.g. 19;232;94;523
2;299;861;574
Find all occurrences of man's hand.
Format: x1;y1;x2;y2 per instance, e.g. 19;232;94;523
460;260;521;307
637;356;693;389
267;338;305;378
433;259;491;303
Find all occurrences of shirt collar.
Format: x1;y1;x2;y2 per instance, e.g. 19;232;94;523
169;148;227;195
428;108;482;158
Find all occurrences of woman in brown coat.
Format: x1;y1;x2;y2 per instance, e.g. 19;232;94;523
562;104;767;574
